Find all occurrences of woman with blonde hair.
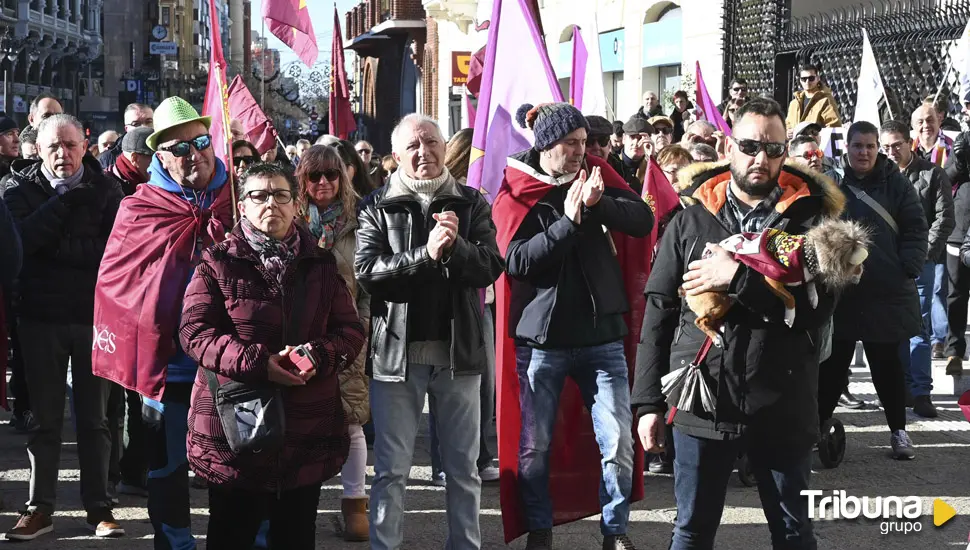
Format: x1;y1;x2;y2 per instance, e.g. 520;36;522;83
444;128;474;182
294;145;371;542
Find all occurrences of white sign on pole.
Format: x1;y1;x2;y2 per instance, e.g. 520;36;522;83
149;42;178;56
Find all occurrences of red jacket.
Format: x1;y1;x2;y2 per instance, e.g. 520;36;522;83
179;224;365;492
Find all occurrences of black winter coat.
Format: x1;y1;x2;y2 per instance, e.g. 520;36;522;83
0;199;21;289
631;161;843;449
504;151;654;348
945;131;970;246
903;156;953;263
829;154;927;342
3;156;124;324
354;172;504;382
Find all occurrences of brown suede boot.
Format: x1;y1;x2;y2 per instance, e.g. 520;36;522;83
341;497;369;542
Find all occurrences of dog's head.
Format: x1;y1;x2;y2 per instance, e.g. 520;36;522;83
805;218;871;289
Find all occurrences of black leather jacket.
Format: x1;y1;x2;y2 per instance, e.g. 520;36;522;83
354;173;504;382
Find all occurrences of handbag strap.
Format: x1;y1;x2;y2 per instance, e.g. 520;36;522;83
845;184;899;235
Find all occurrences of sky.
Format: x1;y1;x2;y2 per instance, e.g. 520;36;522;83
248;0;359;68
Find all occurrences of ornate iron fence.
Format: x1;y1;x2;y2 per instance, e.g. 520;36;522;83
722;0;970;123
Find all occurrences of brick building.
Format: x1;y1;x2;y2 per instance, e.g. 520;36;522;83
345;0;427;155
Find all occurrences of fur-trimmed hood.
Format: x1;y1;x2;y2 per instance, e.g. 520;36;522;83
673;159;845;219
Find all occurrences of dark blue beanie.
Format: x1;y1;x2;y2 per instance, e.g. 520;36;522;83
515;102;590;151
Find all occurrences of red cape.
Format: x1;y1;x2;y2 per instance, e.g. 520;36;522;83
91;183;234;400
493;154;647;542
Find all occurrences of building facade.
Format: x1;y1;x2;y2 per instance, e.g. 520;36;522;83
0;0;103;126
346;0;427;155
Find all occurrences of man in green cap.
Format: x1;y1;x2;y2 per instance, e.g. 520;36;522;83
92;96;235;550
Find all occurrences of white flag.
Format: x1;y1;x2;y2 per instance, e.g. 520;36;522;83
953;19;970;103
578;12;610;119
854;28;887;125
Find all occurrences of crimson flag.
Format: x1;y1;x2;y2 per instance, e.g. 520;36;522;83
329;5;356;139
262;0;318;68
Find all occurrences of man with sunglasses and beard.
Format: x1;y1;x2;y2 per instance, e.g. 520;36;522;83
785;63;843;139
586;115;624;177
92;97;234;550
633;98;843;549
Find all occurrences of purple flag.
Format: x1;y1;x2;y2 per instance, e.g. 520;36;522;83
694;61;732;136
467;0;563;201
570;27;588;109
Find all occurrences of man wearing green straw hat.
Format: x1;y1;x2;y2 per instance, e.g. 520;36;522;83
92;96;235;550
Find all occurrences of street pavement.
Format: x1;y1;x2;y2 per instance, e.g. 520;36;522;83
0;359;968;549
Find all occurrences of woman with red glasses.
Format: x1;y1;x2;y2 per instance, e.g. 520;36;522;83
295;145;372;542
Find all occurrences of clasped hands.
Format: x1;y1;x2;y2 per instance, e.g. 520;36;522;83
564;166;606;224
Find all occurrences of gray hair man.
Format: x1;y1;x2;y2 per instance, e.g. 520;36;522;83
881;119;954;418
355;113;503;550
2;113;125;540
92;96;234;550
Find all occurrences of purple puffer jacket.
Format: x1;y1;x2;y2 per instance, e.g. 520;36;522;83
179;223;365;492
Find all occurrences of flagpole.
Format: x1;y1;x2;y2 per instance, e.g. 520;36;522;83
261;19;266;110
933;63;953;107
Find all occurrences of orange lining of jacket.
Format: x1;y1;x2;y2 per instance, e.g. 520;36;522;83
691;170;811;216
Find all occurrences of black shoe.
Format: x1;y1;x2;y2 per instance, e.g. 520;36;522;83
947;356;964;376
838;390;866;409
603;534;637;550
525;529;553;550
647;454;672;474
912;395;938;418
932;343;945;359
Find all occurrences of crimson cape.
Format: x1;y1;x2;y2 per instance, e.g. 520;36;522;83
91;183;234;400
492;153;648;542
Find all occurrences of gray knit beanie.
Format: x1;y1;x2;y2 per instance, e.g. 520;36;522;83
515;102;590;151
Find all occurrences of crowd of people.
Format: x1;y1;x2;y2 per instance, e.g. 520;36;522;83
0;58;967;550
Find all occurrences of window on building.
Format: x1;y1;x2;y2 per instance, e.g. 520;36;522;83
193;8;198;21
162;7;170;25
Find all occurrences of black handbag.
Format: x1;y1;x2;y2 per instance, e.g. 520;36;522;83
203;272;307;454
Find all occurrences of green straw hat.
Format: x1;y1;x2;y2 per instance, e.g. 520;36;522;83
146;96;212;151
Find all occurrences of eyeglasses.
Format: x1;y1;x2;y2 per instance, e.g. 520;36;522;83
244;189;294;204
356;148;372;155
799;75;818;83
732;86;747;92
881;142;907;153
689;134;718;147
655;127;673;136
233;155;260;167
731;137;787;158
796;149;824;160
308;169;342;182
159;134;212;158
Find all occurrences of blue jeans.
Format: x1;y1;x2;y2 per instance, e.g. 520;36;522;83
906;262;935;397
932;261;949;345
516;340;633;536
670;429;816;550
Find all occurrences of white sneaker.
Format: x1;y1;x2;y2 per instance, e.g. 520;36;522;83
479;466;500;482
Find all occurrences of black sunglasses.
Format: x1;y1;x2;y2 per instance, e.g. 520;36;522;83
159;134;212;158
590;135;610;147
233;155;260;167
799;75;818;82
244;189;294;204
308;169;342;182
356;148;372;155
732;86;747;92
731;137;787;158
690;135;718;147
655;127;673;136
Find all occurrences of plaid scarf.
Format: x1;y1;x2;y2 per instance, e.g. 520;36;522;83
239;216;300;283
305;202;345;250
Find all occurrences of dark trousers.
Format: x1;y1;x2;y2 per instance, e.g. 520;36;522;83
120;388;147;485
146;383;194;550
4;298;29;416
206;482;323;550
946;252;970;359
670;428;816;550
819;340;907;432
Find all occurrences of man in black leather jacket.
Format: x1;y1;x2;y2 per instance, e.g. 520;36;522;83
354;114;503;550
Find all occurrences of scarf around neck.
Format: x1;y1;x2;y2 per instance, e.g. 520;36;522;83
42;163;86;194
239;216;300;283
114;152;149;187
306;201;344;250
